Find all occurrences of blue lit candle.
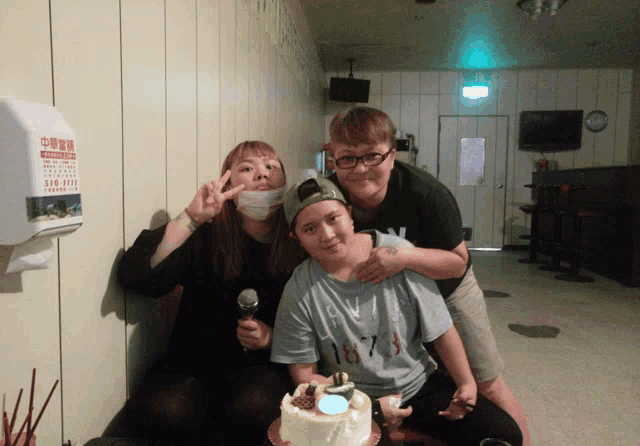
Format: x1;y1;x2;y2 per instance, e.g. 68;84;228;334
318;395;348;415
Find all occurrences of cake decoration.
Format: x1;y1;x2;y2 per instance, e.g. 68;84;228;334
305;380;318;396
291;395;315;410
325;372;355;402
291;381;318;410
279;377;372;446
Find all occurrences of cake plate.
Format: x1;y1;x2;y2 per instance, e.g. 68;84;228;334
267;417;381;445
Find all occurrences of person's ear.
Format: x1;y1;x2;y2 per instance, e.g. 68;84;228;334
289;231;298;241
389;148;396;169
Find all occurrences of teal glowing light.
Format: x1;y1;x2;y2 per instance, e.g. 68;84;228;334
463;44;491;68
318;395;348;415
462;85;489;99
447;7;516;69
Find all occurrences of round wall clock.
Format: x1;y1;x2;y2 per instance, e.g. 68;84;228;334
585;110;608;132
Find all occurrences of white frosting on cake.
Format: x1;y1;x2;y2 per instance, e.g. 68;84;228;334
280;383;371;446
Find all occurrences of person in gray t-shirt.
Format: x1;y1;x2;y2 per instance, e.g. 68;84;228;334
271;177;522;446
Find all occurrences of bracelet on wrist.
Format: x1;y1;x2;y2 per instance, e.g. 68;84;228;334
183;208;200;228
371;398;384;421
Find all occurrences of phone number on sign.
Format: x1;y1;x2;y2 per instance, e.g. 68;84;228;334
41;151;76;160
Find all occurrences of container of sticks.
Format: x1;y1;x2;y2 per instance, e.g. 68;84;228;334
2;368;58;446
0;433;36;446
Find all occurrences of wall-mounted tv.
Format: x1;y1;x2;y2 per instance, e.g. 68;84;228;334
519;110;584;152
329;77;370;103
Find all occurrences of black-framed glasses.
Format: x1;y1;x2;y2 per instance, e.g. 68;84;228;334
334;149;394;169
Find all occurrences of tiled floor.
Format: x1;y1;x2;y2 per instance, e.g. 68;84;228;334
471;249;640;446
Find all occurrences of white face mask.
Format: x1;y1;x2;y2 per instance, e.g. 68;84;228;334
236;186;286;221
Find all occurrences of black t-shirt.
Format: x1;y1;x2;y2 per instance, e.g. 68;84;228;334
329;161;471;298
120;223;292;381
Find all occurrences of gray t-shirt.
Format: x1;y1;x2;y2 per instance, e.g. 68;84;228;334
271;230;452;401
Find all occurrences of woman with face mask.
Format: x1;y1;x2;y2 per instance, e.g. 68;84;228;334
116;141;307;445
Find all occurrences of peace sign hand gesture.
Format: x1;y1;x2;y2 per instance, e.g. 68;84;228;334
185;170;245;225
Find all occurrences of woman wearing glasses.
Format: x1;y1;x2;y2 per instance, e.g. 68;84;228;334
326;106;530;446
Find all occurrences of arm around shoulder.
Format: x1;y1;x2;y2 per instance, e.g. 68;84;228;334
402;240;468;279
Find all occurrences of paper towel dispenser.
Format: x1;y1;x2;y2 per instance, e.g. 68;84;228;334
0;97;82;245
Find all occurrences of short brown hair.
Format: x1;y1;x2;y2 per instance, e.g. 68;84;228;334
329;107;397;152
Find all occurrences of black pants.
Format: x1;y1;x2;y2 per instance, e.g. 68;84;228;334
402;371;523;446
104;361;292;445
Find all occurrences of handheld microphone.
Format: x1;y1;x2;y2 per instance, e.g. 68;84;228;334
237;288;259;320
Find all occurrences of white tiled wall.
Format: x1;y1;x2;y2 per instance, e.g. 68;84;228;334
324;68;635;245
0;1;325;445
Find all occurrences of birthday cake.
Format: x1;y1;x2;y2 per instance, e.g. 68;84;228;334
279;373;371;446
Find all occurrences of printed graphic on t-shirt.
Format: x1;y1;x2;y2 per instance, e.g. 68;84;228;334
330;329;401;366
323;292;406;370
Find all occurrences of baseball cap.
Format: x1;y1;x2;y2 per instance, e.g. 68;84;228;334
283;177;348;227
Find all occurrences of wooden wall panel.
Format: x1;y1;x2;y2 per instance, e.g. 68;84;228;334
554;70;579;169
458;91;479;116
121;0;168;397
497;71;517;245
593;69;619;166
51;0;126;443
235;0;250;144
614;70;632;166
536;70;558;110
511;71;537;242
399;95;420;142
363;72;383;96
439;94;458;115
197;0;222;183
575;69;598;168
418;95;439;175
265;42;277;147
439;71;460;95
382;72;402;95
1;2;326;446
401;72;421;95
382;95;401;130
439;117;458;194
248;12;261;141
476;72;499;116
167;0;198;217
493;117;509;248
219;0;237;157
420;71;440;95
0;1;60;444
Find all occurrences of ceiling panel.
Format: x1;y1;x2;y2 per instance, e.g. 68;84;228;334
298;0;640;72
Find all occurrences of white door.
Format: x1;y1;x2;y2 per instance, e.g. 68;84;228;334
438;116;508;249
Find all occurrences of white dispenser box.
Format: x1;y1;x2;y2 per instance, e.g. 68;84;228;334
0;97;82;247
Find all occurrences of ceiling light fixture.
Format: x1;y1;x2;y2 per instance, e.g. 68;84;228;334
517;0;570;20
462;85;489;99
462;72;490;100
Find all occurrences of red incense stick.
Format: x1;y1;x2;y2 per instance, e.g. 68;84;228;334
24;380;58;446
3;412;10;446
27;369;35;436
9;389;23;437
11;414;30;446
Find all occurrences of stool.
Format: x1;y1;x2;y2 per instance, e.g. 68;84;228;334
389;427;447;445
538;210;572;273
517;204;547;264
555;209;599;282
